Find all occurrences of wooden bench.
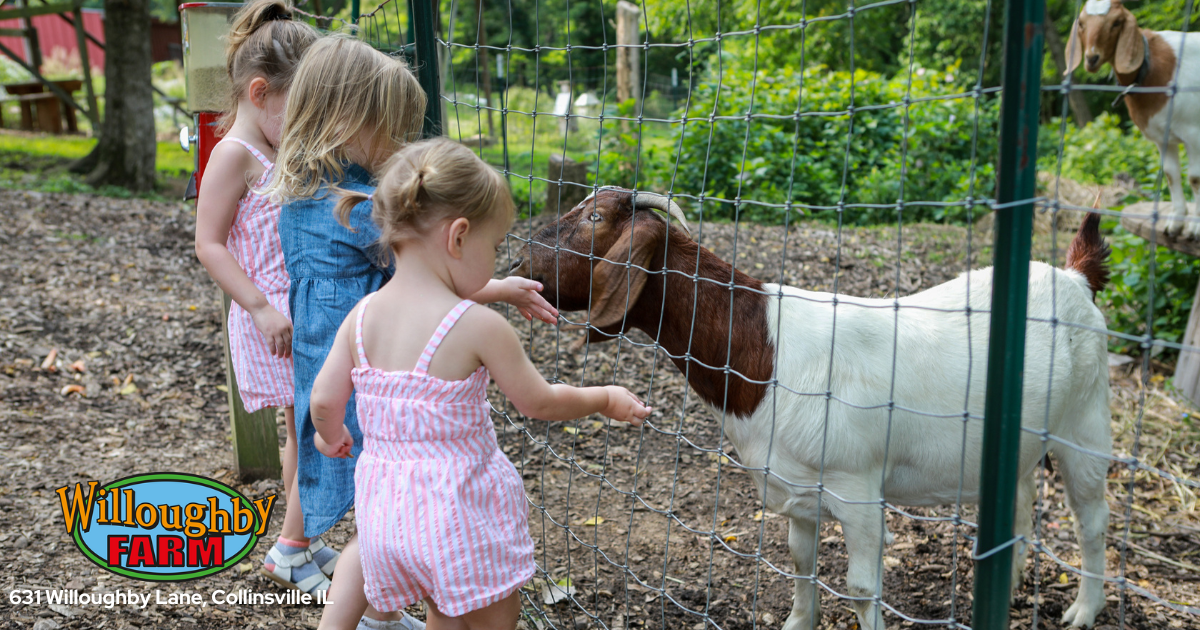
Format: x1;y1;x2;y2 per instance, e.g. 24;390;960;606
1120;201;1200;404
1;79;84;133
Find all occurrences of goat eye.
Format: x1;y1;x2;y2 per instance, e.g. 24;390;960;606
590;212;603;222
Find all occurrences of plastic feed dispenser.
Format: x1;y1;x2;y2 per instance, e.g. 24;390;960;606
181;2;240;113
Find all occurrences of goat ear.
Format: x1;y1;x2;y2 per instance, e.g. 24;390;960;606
588;221;662;329
1114;17;1143;75
1065;18;1083;75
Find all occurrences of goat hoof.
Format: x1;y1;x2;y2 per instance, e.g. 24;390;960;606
1185;224;1200;241
1163;219;1184;237
1061;598;1102;628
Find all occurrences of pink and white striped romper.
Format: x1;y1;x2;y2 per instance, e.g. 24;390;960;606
220;137;294;412
351;294;534;616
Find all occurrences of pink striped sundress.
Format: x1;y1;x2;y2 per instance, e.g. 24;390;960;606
220;137;294;411
351;294;534;616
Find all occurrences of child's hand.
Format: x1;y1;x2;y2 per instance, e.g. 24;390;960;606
252;305;293;358
497;277;559;324
602;386;650;426
314;425;354;459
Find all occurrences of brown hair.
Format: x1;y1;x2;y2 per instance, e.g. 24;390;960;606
220;0;319;133
266;36;426;201
335;138;515;253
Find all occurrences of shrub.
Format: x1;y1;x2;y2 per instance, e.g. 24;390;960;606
667;63;1000;225
1037;112;1166;193
1099;218;1200;357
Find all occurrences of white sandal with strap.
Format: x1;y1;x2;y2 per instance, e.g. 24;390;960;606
259;546;332;595
308;536;340;577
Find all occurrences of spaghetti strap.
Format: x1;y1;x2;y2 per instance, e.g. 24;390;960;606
412;300;476;376
354;294;376;369
217;137;274;169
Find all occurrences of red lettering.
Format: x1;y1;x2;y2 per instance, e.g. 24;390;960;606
186;537;223;567
156;535;185;567
106;535;128;567
126;535;155;567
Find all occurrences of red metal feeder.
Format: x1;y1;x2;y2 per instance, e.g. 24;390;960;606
178;2;241;198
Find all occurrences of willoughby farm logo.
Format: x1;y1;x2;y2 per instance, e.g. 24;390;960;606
55;473;276;581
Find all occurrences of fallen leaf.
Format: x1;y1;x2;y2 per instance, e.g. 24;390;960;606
60;385;85;397
188;305;197;311
723;534;737;543
122;373;134;386
40;348;58;371
110;274;120;283
119;383;138;396
583;516;605;526
69;360;86;373
1058;572;1069;584
161;314;170;321
216;385;229;393
563;426;579;435
540;579;575;605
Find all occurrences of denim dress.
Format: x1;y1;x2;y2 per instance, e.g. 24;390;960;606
279;163;393;537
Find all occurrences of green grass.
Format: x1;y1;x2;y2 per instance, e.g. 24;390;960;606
0;133;193;176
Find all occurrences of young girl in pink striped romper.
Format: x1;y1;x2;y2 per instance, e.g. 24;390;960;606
194;0;338;598
309;138;651;629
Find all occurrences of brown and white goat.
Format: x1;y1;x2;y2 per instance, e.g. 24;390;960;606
512;188;1113;630
1067;0;1200;237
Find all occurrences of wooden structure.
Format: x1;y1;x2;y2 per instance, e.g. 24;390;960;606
1120;201;1200;406
0;0;98;128
2;78;82;132
219;291;282;481
615;1;640;108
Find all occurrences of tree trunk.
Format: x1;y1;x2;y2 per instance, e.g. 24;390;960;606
70;0;156;192
1044;5;1093;127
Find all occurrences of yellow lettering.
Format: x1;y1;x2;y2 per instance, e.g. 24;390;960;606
251;495;276;536
55;482;99;534
184;503;207;537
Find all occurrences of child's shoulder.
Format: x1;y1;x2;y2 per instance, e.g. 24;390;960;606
460;301;511;334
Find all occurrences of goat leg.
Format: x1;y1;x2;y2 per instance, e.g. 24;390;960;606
782;517;821;630
1186;137;1200;240
1159;142;1188;236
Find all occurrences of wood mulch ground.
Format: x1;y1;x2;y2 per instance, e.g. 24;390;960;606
1;191;1196;630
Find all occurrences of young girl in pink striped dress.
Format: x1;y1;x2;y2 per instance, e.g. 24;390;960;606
309;138;651;629
194;0;337;597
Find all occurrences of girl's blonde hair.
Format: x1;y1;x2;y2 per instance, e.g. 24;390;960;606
335;138;515;253
220;0;318;133
268;36;426;201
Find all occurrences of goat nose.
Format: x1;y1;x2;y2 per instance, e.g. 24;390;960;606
1087;54;1100;67
508;257;523;272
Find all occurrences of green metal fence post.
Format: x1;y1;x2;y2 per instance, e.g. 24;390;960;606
351;0;360;24
411;0;442;138
973;0;1044;628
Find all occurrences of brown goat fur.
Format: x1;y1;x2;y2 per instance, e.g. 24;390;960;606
1064;212;1111;295
1066;1;1175;129
511;189;773;418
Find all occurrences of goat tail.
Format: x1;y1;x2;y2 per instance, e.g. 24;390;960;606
1064;212;1111;295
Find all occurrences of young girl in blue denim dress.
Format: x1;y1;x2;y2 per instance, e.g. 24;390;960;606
267;36;557;630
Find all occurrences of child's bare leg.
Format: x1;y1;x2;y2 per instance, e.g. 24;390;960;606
425;592;519;630
318;535;369;630
282;406;298;496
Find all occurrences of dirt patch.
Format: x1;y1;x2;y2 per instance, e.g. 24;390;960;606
0;192;1196;630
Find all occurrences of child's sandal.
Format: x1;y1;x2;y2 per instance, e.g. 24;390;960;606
308;536;340;578
259;546;332;595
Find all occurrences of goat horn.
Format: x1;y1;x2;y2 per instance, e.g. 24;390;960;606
632;191;691;236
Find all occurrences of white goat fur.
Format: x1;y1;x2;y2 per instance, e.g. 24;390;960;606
720;262;1111;630
1142;32;1200;238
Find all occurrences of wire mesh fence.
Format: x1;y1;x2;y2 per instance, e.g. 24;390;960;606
350;0;1200;628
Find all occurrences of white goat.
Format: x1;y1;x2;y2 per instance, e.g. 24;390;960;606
514;189;1113;630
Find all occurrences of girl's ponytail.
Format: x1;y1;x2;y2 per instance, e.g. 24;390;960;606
220;0;318;133
226;0;292;62
334;189;372;228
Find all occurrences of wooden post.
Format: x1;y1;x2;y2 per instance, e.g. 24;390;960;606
615;1;639;108
71;0;98;128
219;289;282;482
1120;202;1200;406
475;0;493;137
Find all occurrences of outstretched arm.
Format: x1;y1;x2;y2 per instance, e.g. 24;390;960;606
475;309;649;425
470;277;559;325
310;314;357;458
